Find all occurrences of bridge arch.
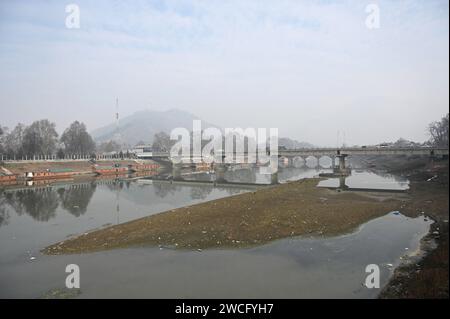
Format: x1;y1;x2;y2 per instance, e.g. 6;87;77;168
305;156;319;168
318;156;333;168
292;156;305;168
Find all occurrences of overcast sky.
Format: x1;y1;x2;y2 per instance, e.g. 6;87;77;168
0;0;448;146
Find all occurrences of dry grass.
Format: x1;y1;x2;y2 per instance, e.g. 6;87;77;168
43;178;408;254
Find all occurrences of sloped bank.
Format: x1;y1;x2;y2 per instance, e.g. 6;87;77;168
379;164;449;299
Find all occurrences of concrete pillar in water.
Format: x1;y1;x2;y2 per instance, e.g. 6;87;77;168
172;163;183;181
338;175;348;190
270;155;279;184
338;155;346;170
215;163;227;183
270;171;279;184
334;154;350;175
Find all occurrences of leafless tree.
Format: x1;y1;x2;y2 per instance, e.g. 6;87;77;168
428;113;449;147
4;123;25;157
98;140;121;153
60;121;96;155
152;132;172;151
22;119;59;156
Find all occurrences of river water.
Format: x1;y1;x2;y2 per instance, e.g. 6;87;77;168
0;168;431;298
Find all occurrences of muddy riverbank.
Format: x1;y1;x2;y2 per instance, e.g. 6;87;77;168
44;177;413;254
379;162;449;299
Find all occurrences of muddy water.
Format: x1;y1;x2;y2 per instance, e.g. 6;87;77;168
0;168;430;298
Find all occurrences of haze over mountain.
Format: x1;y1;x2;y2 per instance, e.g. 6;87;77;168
278;138;315;149
91;109;218;146
91;108;317;149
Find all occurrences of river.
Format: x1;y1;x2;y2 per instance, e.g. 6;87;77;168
0;167;431;298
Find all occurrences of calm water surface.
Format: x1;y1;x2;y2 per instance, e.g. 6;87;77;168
0;168;430;298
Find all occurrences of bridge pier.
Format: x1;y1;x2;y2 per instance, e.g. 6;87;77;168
338;176;349;190
214;163;228;183
172;163;184;181
331;156;336;169
334;154;351;176
270;171;278;184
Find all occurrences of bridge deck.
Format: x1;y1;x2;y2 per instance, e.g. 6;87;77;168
138;147;449;159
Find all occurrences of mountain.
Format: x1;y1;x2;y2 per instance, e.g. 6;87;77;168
278;137;315;149
91;109;217;146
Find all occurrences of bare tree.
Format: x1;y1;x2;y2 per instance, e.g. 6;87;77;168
0;125;5;154
4;123;25;157
22;119;58;156
152;132;172;151
428;113;449;147
60;121;96;155
98;140;121;153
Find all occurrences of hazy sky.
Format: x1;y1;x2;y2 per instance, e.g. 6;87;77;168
0;0;448;146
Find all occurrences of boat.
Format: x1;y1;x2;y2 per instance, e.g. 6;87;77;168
195;162;212;171
93;165;129;175
25;168;74;181
0;173;17;184
128;163;160;172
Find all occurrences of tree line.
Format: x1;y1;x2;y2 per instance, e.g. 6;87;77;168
0;120;96;159
1;114;448;159
428;113;449;148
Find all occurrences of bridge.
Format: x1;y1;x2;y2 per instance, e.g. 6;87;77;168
278;147;449;157
138;147;448;166
137;146;448;184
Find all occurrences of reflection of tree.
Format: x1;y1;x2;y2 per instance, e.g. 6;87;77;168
57;183;96;217
105;181;124;192
190;186;213;200
9;189;59;222
0;191;10;228
153;183;180;198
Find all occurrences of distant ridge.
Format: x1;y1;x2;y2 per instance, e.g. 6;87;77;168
91;109;217;146
279;137;315;149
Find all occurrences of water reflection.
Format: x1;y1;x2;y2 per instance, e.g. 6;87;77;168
0;167;428;298
318;170;409;191
0;177;250;228
57;184;96;217
0;167;409;227
2;188;59;222
0;185;97;223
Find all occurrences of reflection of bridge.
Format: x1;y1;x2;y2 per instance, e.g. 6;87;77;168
138;178;266;189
